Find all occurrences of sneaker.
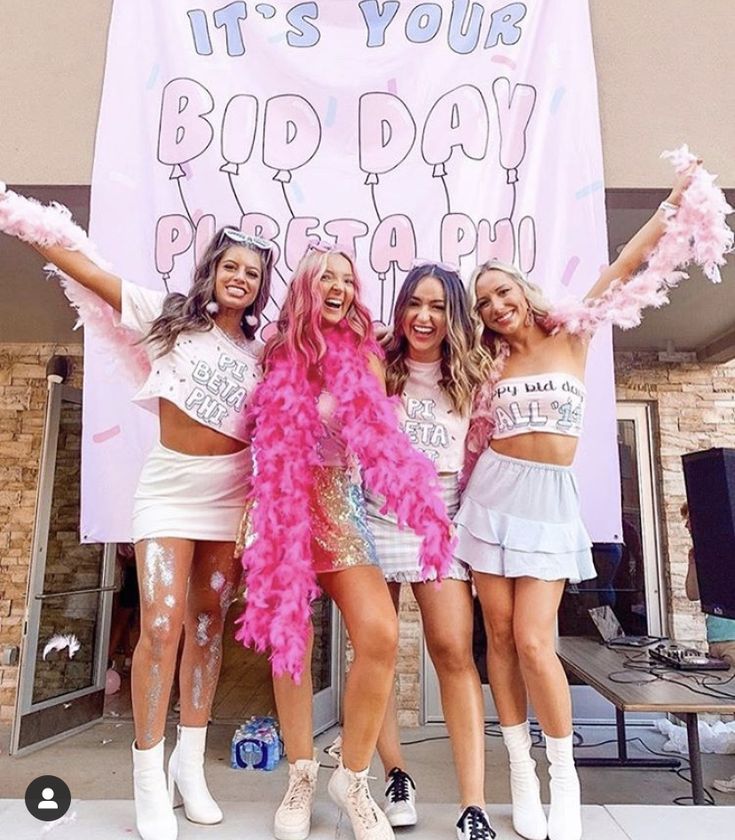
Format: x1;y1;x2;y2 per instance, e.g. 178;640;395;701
328;762;395;840
384;767;417;827
326;732;343;763
713;774;735;793
456;806;496;840
274;759;319;840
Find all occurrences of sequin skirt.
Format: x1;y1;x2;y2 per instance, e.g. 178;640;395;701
310;467;379;573
236;467;379;573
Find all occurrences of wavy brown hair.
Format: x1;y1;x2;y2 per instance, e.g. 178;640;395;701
145;227;274;356
384;264;486;416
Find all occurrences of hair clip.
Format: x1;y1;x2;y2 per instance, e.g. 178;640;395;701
306;238;336;253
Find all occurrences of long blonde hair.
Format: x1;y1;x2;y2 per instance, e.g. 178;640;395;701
469;260;551;363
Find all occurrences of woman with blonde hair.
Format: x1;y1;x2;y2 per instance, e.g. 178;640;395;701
236;242;455;840
455;159;705;840
366;262;494;840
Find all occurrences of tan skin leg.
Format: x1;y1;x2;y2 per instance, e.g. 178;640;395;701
413;579;486;808
512;577;571;738
272;628;316;763
376;582;404;775
473;573;528;726
178;540;242;727
474;573;571;736
131;537;194;749
319;565;399;772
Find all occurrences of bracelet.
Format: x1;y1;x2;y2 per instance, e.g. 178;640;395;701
659;200;679;217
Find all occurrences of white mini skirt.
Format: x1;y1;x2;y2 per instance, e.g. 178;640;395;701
132;442;252;543
454;448;595;583
366;473;470;583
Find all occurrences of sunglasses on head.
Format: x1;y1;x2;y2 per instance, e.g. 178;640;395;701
411;257;459;273
305;239;356;259
220;227;275;251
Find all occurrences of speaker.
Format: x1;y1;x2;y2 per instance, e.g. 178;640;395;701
682;448;735;620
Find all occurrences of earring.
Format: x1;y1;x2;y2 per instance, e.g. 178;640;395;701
245;314;258;327
206;301;219;315
525;307;534;327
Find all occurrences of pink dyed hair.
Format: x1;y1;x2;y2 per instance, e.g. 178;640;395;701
263;248;375;369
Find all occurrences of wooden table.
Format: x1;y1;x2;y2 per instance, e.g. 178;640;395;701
556;637;735;805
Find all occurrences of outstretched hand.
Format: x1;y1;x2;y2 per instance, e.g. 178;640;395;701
669;158;701;205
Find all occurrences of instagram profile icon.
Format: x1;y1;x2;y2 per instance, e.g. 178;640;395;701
24;775;71;822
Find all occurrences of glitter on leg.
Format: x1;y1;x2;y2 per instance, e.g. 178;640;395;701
210;570;226;592
144;663;162;745
142;540;176;605
196;613;213;646
192;665;203;711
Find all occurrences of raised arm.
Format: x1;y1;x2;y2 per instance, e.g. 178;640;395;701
32;242;122;311
0;184;122;310
583;160;700;302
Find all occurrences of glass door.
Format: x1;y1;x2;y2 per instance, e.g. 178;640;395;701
424;402;665;723
11;383;116;754
311;594;341;733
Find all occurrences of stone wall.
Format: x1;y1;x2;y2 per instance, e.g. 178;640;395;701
0;343;84;722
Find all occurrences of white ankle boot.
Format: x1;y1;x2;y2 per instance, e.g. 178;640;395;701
132;739;178;840
167;725;223;824
501;721;547;840
545;733;582;840
274;758;319;840
328;761;395;840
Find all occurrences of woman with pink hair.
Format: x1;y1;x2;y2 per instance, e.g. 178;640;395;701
236;242;454;840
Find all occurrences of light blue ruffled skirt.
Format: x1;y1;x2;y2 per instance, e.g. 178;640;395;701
454;448;595;583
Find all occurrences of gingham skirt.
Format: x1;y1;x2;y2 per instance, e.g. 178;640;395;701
365;473;470;583
454;448;595;583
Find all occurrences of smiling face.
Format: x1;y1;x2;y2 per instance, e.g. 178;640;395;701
474;268;531;335
401;275;448;362
212;245;263;311
318;252;355;325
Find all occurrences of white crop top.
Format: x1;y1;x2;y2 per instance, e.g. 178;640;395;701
491;372;586;439
397;359;469;473
119;281;262;442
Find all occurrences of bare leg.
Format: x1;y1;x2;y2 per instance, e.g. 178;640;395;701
512;578;570;737
273;627;316;762
319;566;398;772
179;540;241;727
473;572;527;725
375;581;404;777
414;579;485;808
131;537;193;749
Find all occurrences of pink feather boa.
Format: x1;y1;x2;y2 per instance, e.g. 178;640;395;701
235;322;455;680
462;146;733;484
545;146;733;336
0;182;150;386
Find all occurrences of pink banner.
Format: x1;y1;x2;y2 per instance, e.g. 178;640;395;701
84;0;620;543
